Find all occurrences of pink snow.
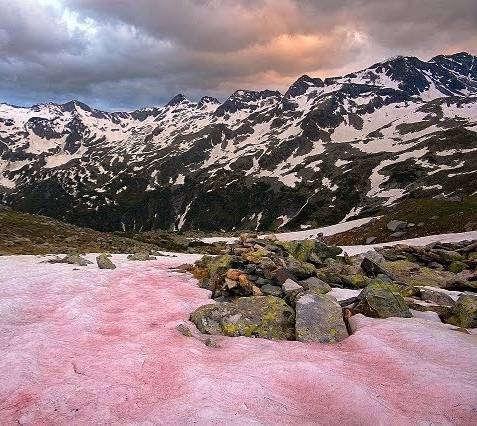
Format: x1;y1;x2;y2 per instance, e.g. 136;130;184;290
0;255;476;424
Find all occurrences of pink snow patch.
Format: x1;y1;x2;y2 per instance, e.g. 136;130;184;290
0;255;476;424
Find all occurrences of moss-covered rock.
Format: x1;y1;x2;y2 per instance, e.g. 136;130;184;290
285;260;317;280
203;254;233;277
190;296;295;340
243;249;269;264
278;240;317;262
277;240;342;263
383;260;455;288
354;281;412;319
444;295;477;328
340;273;372;289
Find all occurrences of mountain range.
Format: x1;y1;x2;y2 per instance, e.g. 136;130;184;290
0;52;476;232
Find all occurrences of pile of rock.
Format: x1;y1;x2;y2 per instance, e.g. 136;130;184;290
187;235;477;343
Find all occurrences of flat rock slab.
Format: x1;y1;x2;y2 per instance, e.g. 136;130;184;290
0;254;476;424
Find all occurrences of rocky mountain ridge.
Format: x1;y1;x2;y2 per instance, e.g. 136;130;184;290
0;52;476;232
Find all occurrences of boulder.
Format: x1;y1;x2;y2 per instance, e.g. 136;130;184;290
299;277;331;294
96;253;116;270
189;296;295;340
295;293;348;343
176;323;193;337
444;295;477;328
339;273;371;289
365;236;377;244
354;281;412;319
277;240;342;263
390;231;406;238
278;240;317;262
127;252;156;261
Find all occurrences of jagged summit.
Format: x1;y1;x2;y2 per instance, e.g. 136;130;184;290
285;75;324;98
166;93;189;107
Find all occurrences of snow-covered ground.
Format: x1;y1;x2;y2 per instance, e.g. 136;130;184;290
201;216;378;243
0;253;476;423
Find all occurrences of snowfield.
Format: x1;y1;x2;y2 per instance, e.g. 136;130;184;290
0;254;476;424
201;216;378;243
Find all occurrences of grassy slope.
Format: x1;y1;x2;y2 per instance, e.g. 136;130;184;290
0;207;157;255
326;197;477;246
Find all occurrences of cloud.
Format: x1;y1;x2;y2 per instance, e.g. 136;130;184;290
0;0;475;110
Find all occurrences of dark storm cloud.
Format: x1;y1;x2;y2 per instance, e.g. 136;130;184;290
0;0;476;110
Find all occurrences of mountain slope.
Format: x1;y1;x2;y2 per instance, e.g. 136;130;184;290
0;52;476;232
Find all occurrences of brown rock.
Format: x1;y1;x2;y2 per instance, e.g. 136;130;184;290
226;268;242;281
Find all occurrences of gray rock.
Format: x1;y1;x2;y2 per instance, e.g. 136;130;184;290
390;231;406;238
405;298;452;318
299;277;331;294
282;279;303;295
387;220;408;232
361;250;385;264
96;253;116;269
261;284;283;297
295;293;349;343
365;236;377;244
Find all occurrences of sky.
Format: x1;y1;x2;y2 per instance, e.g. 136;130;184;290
0;0;476;110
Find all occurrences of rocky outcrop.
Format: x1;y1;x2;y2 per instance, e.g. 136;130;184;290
127;252;156;261
47;253;92;266
186;237;476;343
190;296;295;340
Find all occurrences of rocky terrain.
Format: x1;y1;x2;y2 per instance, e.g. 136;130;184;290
184;234;477;342
1;52;476;232
326;197;477;245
